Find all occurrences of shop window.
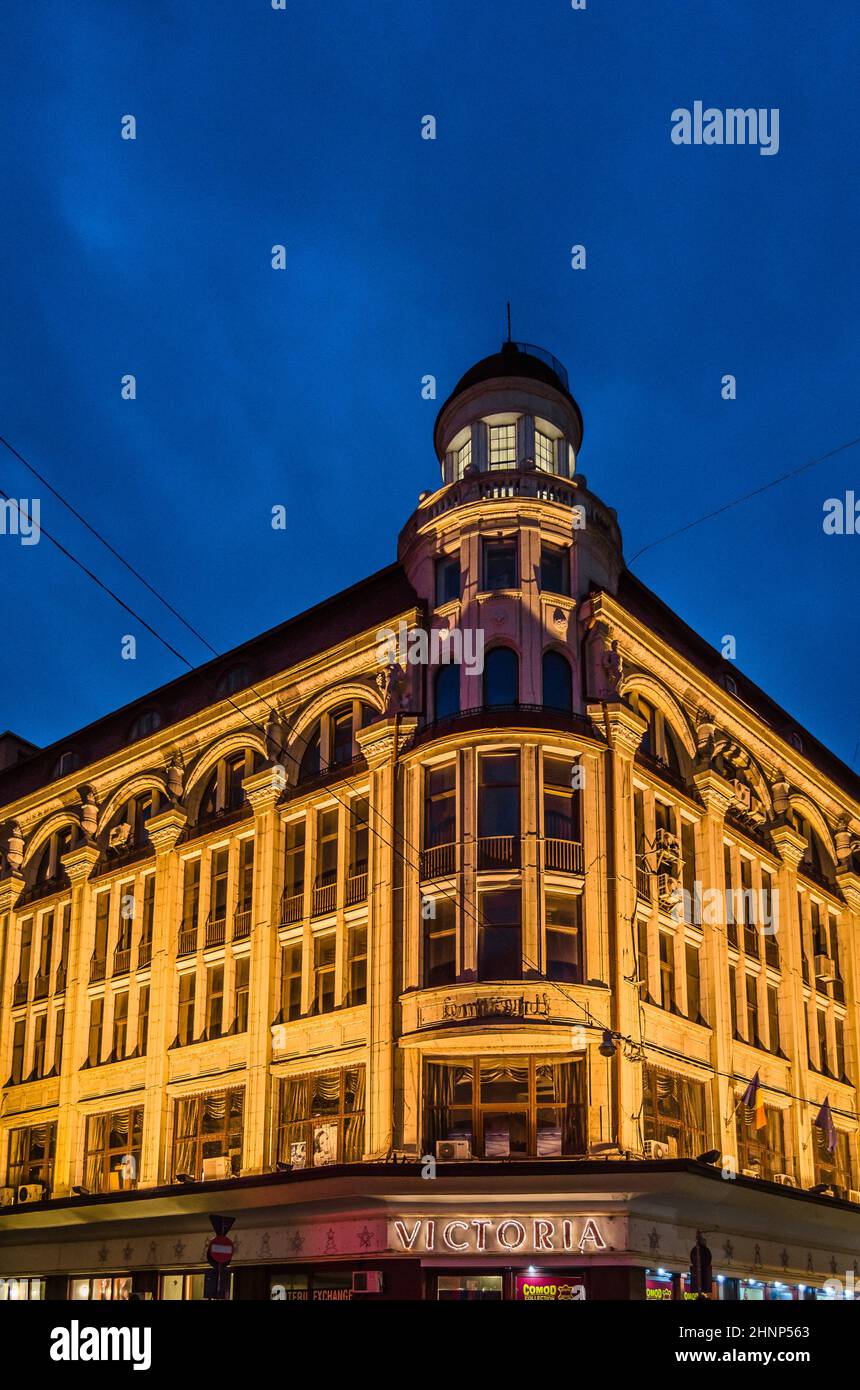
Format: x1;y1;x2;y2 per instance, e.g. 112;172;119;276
437;1274;503;1301
642;1065;707;1158
162;1272;233;1301
83;1108;143;1192
0;1278;45;1301
275;1066;365;1168
71;1276;133;1301
7;1122;56;1191
171;1086;244;1181
424;1055;587;1159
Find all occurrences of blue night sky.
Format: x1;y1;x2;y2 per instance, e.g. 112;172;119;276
1;0;857;766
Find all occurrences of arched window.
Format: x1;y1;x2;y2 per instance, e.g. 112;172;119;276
197;749;262;824
128;710;162;743
434;664;460;721
483;647;518;708
542;651;573;712
298;702;376;783
33;826;74;885
53;749;79;779
217;665;251;697
107;790;160;853
629;693;686;777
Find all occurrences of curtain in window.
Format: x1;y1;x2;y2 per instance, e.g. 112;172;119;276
174;1096;200;1177
551;1061;587;1153
85;1114;109;1190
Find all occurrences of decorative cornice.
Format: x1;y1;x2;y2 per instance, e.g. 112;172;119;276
835;869;860;913
587;700;647;756
0;873;25;911
693;767;736;818
770;823;809;869
60;843;101;883
356;715;420;769
145;807;188;854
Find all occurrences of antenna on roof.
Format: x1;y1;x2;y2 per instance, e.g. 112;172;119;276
506;301;512;343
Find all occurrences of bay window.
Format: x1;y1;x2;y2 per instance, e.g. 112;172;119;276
424;1055;586;1158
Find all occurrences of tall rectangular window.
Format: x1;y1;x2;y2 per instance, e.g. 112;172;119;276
424;764;456;851
728;964;739;1036
37;912;54;983
482;537;517;590
456;438;471;479
478;889;521;982
347;925;367;1007
543;755;580;844
539;542;569;596
209;848;229;923
87;998;104;1067
112;991;128;1060
140;875;155;951
423;898;456;987
177;972;196;1046
116;882;134;953
10;1019;26;1084
767;984;781;1055
817;1010;830;1075
435;555;461;606
17;917;33;993
53;1008;65;1073
136;986;150;1056
534;429;555;473
313;934;336;1014
741;858;757;956
8;1123;56;1190
283;820;306;903
835;1017;847;1081
237;839;254;915
681;821;696;903
181;860;201;931
659;933;675;1011
206;965;224;1038
57;904;71;991
762;868;778;967
316;809;338;886
723;846;737;947
234;957;250;1033
478;752;520;869
545;893;582;983
642;1066;707;1158
281;943;303;1021
331;709;353;767
32;1014;47;1079
637;921;650;1001
745;974;759;1044
349;798;369;877
93;894;110;965
488;422;516;467
685;943;702;1023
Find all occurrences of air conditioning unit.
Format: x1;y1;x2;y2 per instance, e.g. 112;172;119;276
655;829;680;862
848;1190;860;1205
733;780;752;810
774;1173;796;1188
17;1183;45;1204
657;873;683;909
435;1139;471;1162
201;1156;232;1181
0;1187;15;1207
352;1270;384;1294
814;954;835;983
109;822;132;850
643;1140;670;1160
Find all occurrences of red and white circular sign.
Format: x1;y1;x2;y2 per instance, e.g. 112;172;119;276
207;1235;234;1265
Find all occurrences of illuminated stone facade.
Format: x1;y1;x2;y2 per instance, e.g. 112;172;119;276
1;341;859;1300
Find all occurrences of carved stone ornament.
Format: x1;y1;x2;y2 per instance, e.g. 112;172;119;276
166;750;185;802
78;785;99;839
376;662;408;714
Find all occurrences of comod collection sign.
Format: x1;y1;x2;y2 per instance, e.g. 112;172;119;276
391;1216;607;1254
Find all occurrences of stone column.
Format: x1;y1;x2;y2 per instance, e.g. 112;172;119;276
587;699;647;1154
139;807;187;1187
692;767;736;1163
770;822;813;1185
356;714;418;1158
0;874;25;1086
53;843;101;1195
242;766;283;1175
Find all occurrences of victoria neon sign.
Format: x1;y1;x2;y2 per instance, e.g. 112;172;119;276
392;1216;606;1255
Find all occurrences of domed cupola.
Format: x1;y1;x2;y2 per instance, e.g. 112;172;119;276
433;339;584;484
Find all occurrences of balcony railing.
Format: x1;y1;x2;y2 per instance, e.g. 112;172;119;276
137;940;152;970
113;948;132;977
544;838;583;874
312;877;337;917
420;842;456;880
33;972;50;1001
280;891;303;926
233;909;252;941
90;957;106;984
205;915;227;949
177;926;198;958
346;872;368;906
12;979;29;1007
636;864;652;901
476;835;519;871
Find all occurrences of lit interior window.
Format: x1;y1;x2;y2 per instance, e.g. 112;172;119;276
488;423;516;468
535;430;555;472
457;439;472;478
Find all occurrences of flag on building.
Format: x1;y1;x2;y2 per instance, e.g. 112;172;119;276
813;1098;837;1154
741;1072;766;1131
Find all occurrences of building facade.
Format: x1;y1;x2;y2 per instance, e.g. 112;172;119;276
1;340;859;1302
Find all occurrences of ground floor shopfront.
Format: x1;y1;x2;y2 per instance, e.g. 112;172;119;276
1;1161;858;1302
